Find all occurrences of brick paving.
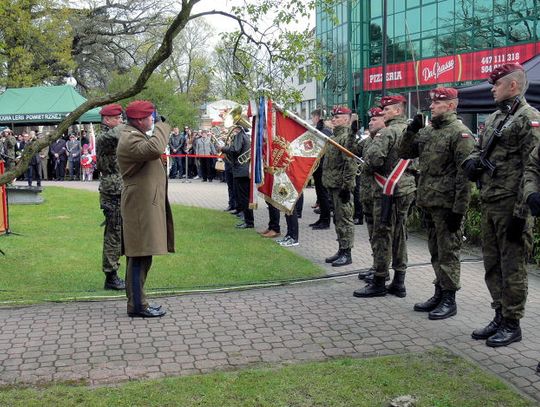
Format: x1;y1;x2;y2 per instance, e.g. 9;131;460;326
2;180;539;402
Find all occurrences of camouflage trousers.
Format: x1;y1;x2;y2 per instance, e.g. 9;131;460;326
372;193;414;278
360;195;374;267
329;188;354;249
481;198;531;320
423;207;463;291
100;193;122;275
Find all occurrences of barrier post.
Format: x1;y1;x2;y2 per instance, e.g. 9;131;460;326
0;161;8;234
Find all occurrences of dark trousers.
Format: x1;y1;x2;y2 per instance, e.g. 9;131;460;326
126;255;153;313
235;176;254;226
267;202;280;233
25;162;41;186
285;194;303;240
68;160;80;179
313;163;331;221
225;166;236;208
169;157;184;179
54;158;66;180
200;157;214;181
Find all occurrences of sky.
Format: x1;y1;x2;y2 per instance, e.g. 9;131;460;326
192;0;314;37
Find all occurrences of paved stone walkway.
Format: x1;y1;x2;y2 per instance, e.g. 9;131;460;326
2;180;539;403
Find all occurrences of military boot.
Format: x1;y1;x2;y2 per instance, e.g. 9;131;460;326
325;249;342;264
413;284;442;312
471;308;502;340
358;267;375;280
486;318;522;347
353;276;387;298
386;271;406;298
104;272;126;290
332;248;352;267
428;290;456;320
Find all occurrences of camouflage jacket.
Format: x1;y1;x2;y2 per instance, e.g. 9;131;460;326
364;116;416;197
1;135;16;160
96;124;123;195
350;135;375;202
467;98;540;218
322;124;358;190
399;112;474;214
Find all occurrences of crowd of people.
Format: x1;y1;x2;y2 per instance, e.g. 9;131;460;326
0;128;94;185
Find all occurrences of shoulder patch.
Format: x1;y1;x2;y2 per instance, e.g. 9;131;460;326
461;133;471;138
531;120;540;127
374;132;382;138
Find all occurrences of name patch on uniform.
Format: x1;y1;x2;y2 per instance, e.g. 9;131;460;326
531;120;540;127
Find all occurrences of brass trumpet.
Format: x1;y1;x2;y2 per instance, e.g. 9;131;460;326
222;105;252;164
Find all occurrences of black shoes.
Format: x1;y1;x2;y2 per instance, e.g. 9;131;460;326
386;271;406;298
104;273;126;290
471;308;502;340
236;223;254;229
331;248;352;267
312;222;330;230
325;250;342;263
353;276;387;297
358;268;375;280
428;290;457;320
414;284;442;312
128;307;166;318
486;318;522;347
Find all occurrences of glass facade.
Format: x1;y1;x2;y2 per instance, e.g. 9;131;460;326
316;0;540;120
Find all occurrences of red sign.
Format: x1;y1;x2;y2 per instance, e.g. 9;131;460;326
363;42;540;91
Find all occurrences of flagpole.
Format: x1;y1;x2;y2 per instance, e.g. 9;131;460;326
273;103;364;164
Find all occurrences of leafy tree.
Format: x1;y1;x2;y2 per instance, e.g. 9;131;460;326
0;0;74;87
106;69;199;128
1;0;330;185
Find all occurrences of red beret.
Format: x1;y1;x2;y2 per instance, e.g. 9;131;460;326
99;104;123;117
368;107;384;118
380;95;406;107
126;100;155;119
331;106;352;115
429;87;458;101
488;63;525;84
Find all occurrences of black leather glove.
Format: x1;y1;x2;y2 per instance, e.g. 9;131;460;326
527;192;540;217
507;216;526;243
444;211;463;233
406;113;424;134
339;189;350;204
462;158;482;182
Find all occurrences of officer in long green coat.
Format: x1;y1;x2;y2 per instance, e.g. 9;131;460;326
399;87;474;320
463;63;540;347
322;106;358;267
96;104;126;291
354;95;416;298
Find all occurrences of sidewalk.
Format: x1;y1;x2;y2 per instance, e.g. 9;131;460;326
2;180;539;402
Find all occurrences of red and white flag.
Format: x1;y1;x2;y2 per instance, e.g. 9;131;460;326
257;103;326;214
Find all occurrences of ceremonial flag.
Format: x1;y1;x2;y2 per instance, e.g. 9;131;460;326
258;102;326;214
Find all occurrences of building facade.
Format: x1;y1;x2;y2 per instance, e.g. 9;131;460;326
316;0;540;127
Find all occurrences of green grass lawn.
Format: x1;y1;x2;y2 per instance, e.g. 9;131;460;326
0;187;323;304
0;349;534;407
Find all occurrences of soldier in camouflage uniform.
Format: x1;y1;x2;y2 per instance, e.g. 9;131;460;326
351;107;385;280
399;87;474;320
96;104;126;290
0;128;17;173
322;106;358;267
354;95;416;298
463;63;540;347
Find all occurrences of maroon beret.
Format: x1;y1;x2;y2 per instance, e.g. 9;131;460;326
429;87;458;101
99;104;123;117
488;63;525;84
331;106;352;115
380;95;406;107
368;107;384;118
125;100;155;119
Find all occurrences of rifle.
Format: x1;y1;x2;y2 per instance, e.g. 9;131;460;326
478;96;521;178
